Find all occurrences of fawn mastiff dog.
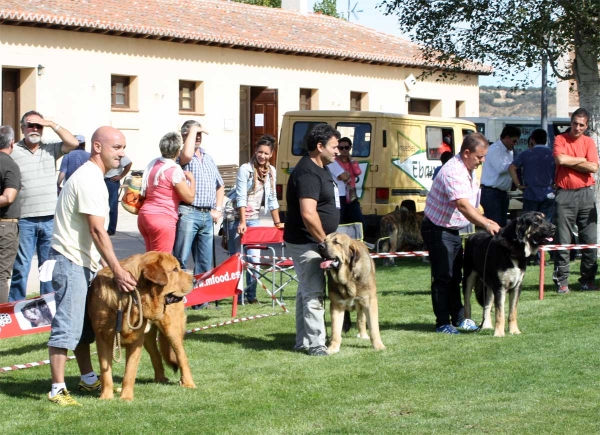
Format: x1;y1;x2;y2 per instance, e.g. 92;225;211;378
463;212;556;337
89;252;196;400
319;232;385;354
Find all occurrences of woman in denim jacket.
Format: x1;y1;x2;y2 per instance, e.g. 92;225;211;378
227;135;282;304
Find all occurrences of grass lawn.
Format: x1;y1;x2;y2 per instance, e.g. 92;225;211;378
1;258;599;434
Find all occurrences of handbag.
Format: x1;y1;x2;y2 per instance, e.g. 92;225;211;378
346;185;358;203
218;222;228;251
121;172;145;215
224;188;238;222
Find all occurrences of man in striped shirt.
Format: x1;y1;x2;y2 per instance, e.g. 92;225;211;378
173;121;224;306
8;111;79;301
421;132;500;335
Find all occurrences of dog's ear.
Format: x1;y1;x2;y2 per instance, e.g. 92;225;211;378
349;242;361;270
142;259;169;286
516;216;528;243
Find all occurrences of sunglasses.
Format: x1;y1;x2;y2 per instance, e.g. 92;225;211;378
339;146;351;151
26;122;44;129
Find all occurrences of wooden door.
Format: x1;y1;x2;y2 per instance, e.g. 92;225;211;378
250;87;278;166
239;86;251;165
2;69;20;139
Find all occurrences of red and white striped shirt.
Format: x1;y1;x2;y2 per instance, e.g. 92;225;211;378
424;154;481;229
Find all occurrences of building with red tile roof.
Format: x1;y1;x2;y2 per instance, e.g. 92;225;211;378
0;0;487;168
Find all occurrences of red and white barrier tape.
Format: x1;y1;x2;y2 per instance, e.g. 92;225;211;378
0;354;80;373
1;313;285;373
186;312;284;334
540;244;600;251
369;251;429;258
242;251;430;262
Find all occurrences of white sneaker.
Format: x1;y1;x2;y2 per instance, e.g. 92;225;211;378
456;318;478;332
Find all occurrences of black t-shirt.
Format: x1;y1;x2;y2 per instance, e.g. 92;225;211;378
0;152;21;219
284;155;339;244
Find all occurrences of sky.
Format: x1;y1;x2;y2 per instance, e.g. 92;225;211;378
307;0;548;88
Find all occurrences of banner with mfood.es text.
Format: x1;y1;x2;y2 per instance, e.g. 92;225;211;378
0;255;244;340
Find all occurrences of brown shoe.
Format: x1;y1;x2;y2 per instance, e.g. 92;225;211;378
247;299;260;305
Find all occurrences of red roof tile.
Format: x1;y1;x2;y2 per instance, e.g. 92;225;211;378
0;0;490;74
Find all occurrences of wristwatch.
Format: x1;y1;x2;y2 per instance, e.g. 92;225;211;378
215;206;223;212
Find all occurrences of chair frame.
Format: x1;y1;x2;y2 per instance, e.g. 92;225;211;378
240;227;297;308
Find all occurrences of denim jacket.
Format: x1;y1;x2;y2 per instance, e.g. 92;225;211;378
234;162;279;213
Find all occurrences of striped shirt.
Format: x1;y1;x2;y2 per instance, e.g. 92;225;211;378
12;140;64;218
179;148;223;208
424;154;481;229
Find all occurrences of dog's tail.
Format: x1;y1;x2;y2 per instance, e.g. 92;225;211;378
342;311;352;334
158;331;179;373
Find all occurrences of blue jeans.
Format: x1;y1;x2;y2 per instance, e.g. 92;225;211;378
105;178;120;234
173;205;214;275
47;249;95;351
9;216;54;301
480;186;509;227
227;219;259;302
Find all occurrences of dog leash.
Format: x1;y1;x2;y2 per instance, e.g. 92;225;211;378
113;288;144;363
478;238;493;332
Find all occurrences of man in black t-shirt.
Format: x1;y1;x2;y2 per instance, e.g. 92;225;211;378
0;126;21;303
284;124;340;356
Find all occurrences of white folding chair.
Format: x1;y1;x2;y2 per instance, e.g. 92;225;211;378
336;222;374;250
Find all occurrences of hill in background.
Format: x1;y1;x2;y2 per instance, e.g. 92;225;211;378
479;86;556;117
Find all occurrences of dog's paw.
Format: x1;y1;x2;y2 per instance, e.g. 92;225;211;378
480;322;493;330
326;346;340;355
493;330;506;338
154;376;170;384
372;342;386;351
509;328;521;335
179;380;197;389
356;333;370;340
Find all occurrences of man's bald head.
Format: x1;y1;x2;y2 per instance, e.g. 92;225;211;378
89;126;127;174
90;126;125;156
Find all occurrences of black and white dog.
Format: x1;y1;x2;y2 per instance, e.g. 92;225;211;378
463;212;556;337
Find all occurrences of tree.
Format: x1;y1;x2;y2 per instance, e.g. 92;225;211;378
381;0;600;243
379;0;600;132
313;0;342;18
232;0;281;7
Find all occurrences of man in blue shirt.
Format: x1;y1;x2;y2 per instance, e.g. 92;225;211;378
508;129;555;265
508;129;555;219
57;135;89;192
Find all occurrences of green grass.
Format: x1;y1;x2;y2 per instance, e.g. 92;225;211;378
1;258;599;434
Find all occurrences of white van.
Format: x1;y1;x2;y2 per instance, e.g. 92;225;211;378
276;111;477;239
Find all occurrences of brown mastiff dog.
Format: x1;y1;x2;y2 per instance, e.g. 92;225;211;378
319;232;385;354
89;252;196;401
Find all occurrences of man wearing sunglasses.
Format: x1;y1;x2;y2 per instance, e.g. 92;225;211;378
327;137;364;226
8;110;78;302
